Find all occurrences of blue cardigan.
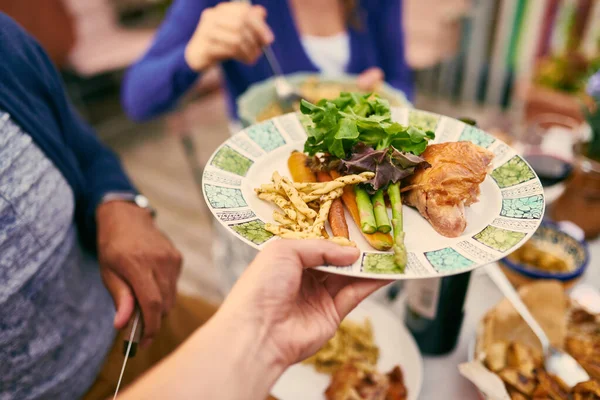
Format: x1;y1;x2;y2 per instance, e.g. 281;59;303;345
122;0;413;121
0;14;137;251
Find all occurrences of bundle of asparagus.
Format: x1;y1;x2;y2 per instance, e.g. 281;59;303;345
354;184;406;270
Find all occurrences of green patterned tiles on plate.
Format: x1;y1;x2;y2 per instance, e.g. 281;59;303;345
425;248;473;272
501;194;544;219
408;110;439;132
459;125;495;148
491;156;536;188
210;145;253;176
473;225;526;252
204;184;247;209
246;121;286;152
230;219;273;245
362;253;405;274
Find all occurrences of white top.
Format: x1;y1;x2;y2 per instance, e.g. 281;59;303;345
300;32;350;75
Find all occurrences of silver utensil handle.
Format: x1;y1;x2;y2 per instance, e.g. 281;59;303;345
263;45;284;77
486;264;550;351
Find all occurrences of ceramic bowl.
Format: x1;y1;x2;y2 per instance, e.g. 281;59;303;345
500;221;589;288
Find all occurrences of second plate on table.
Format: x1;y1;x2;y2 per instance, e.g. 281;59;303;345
271;300;423;400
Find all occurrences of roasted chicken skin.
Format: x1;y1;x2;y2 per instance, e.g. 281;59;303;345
404;142;494;237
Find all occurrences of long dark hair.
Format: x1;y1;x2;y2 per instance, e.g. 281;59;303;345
342;0;362;30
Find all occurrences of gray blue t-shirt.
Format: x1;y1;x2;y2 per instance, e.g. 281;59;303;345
0;111;115;399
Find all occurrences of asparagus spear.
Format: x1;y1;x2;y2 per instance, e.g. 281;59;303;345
354;185;377;234
387;182;407;270
372;190;391;233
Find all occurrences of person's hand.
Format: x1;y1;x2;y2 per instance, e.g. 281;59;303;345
96;201;182;347
184;2;274;72
218;240;391;368
357;67;385;92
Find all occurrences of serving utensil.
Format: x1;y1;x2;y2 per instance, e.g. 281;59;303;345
486;263;590;388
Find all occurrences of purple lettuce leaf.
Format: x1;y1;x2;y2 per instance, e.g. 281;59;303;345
341;144;430;192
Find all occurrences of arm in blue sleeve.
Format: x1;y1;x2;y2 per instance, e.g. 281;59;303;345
372;0;415;101
121;0;219;121
31;40;139;244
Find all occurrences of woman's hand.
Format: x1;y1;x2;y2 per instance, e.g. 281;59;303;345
357;67;385;92
218;239;391;368
184;2;274;72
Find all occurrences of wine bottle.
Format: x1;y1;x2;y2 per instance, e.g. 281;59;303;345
404;116;478;355
403;273;472;355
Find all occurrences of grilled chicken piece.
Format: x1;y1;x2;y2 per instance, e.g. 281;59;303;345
404;142;494;237
325;363;408;400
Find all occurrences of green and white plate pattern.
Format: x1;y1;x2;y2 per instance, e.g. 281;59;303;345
202;108;546;280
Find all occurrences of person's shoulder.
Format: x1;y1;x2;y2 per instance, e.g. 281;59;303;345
0;13;36;53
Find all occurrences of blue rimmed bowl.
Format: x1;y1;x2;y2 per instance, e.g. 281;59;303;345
500;221;589;288
237;72;412;127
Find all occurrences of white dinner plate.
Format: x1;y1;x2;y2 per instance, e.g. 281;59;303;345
271;300;423;400
202;108;545;279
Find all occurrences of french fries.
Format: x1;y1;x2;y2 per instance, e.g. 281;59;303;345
255;169;374;246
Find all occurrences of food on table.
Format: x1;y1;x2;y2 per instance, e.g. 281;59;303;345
403;142;494;237
255;77;401;122
324;362;408;400
255;171;373;246
474;281;600;399
304;318;379;375
316;170;349;239
305;317;407;400
329;170;393;251
507;240;571;273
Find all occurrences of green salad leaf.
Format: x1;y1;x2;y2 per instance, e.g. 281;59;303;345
301;93;435;158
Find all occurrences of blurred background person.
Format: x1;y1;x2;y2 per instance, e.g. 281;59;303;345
121;0;414;125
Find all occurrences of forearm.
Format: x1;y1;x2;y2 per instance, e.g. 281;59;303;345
122;46;199;121
119;312;285;400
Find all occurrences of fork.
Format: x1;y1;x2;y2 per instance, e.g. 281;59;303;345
486;263;590;388
239;0;303;112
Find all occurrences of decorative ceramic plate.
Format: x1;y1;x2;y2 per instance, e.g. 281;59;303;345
271;300;423;400
202;108;546;280
237;72;412;127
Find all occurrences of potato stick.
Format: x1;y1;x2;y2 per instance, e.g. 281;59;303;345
266;224;321;239
256;184;286;197
273;211;295;226
317;171;349;239
309;173;374;195
328;237;357;247
272;171;283;189
280;177;317;219
258;192;297;220
292;182;327;191
312;199;333;234
321;187;344;202
330;170;393;251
